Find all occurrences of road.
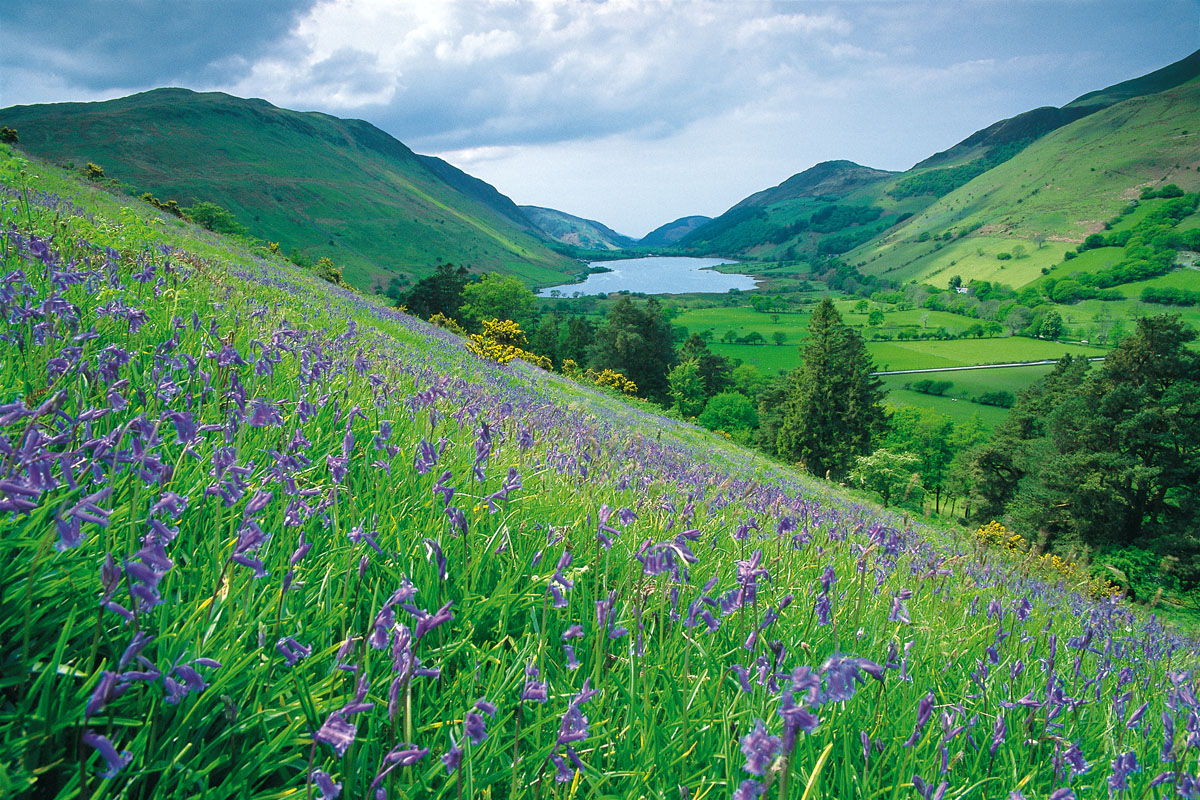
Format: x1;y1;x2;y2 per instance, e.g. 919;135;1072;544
872;356;1106;377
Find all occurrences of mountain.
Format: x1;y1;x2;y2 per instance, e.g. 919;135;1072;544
679;49;1200;265
639;215;712;247
519;205;636;251
676;160;909;259
851;74;1200;288
0;88;577;290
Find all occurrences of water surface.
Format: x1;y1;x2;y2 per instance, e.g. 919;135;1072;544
538;256;758;297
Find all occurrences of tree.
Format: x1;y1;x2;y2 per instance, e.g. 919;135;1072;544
967;317;1200;584
1039;309;1063;339
881;406;955;512
868;308;885;327
459;272;537;329
698;392;758;444
776;298;887;478
403;263;470;319
85;162;106;181
773;331;788;346
589;296;676;402
1003;306;1032;336
678;334;733;397
668;360;707;418
184;201;247;236
0;126;17;144
849;449;923;508
529;315;562;367
754;373;792;456
948;275;962;290
561;316;595;365
732;364;765;398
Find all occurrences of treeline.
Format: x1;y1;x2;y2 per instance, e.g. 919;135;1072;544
956;315;1200;595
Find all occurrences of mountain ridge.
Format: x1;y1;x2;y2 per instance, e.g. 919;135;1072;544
0;87;578;290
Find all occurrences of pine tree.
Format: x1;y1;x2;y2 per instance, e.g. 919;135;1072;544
776;298;886;478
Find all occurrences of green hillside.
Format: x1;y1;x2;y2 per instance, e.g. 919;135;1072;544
677;50;1200;268
852;76;1200;287
0;88;578;290
519;205;636;251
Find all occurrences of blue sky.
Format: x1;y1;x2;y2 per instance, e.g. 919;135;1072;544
1;0;1197;236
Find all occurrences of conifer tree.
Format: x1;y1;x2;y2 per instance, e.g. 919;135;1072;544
776;298;886;478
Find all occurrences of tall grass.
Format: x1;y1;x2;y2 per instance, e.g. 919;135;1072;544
1;146;1197;800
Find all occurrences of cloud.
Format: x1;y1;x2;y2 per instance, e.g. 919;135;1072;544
0;0;318;96
226;0;865;149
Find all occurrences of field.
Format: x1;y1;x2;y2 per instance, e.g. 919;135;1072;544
879;363;1060;430
5;144;1200;800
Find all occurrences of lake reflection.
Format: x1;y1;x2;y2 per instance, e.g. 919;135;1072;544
538;256;759;297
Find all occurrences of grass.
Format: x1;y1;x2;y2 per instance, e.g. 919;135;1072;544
3;144;1198;800
881;386;1009;430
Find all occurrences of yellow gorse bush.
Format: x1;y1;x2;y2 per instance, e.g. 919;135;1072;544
588;368;638;396
973;521;1121;599
466;318;550;370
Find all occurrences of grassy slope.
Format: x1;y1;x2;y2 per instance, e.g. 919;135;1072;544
852;77;1200;287
4;143;1198;800
0;88;577;290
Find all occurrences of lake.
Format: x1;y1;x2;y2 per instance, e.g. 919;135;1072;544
537;256;759;297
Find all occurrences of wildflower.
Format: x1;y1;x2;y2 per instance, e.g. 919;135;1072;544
740;719;781;776
732;779;765;800
522;662;548;704
83;731;132;778
312;770;342;800
315;712;357;757
903;691;936;747
276;637;311;667
442;736;463;774
1108;751;1139;793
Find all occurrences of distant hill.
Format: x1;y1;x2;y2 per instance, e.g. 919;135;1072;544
0;88;577;290
519;206;636;251
851;74;1200;288
676;160;907;259
639;215;712;247
678;49;1200;265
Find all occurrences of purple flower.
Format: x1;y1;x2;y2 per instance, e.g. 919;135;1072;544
732;779;765;800
442;738;463;773
563;644;581;670
522;663;548;704
990;713;1006;755
1108;750;1139;793
903;691;936;747
383;744;429;767
315;712;357;757
247;399;284;427
740;719;781;776
1063;741;1089;775
86;671;128;719
465;711;488;745
83;730;132;778
276;637;311;667
312;770;342;800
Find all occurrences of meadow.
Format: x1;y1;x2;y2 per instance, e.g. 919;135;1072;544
3;144;1199;800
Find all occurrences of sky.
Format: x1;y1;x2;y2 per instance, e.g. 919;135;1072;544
1;1;1197;238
